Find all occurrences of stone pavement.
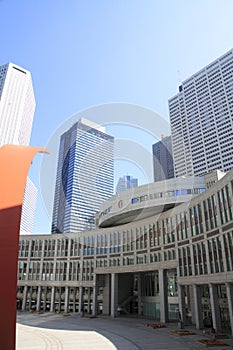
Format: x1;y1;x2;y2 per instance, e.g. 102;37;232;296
16;312;233;350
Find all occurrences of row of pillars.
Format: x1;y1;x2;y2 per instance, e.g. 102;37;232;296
21;274;133;318
20;270;171;321
19;275;233;335
21;285;98;316
179;283;233;334
20;271;167;320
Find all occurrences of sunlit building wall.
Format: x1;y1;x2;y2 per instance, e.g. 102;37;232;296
169;49;233;177
0;62;37;234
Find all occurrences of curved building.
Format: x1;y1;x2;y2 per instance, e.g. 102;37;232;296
98;175;206;227
18;169;233;335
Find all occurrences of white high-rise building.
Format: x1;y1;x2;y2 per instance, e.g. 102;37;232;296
0;62;35;146
0;62;37;233
169;49;233;177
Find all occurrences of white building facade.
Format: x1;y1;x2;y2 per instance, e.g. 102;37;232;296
169;49;233;178
0;62;35;146
0;62;37;233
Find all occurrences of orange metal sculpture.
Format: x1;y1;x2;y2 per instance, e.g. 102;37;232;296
0;145;49;350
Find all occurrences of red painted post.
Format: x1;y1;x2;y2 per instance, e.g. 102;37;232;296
0;145;49;350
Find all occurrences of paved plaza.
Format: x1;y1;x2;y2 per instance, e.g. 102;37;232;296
16;312;233;350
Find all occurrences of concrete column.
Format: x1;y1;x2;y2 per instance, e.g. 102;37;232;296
43;287;48;312
50;286;55;312
205;242;211;275
226;283;233;336
190;244;196;276
74;287;77;312
64;286;69;313
193;285;203;329
188;285;195;324
66;240;71;282
36;286;42;312
111;273;118;317
22;286;28;311
159;269;168;323
137;273;142;316
160;223;164;245
79;286;83;315
39;240;45;281
25;261;30;283
67;239;72;258
209;284;221;332
178;284;187;325
92;287;98;316
87;288;91;314
220;236;227;272
28;287;33;311
58;287;61;313
102;274;110;315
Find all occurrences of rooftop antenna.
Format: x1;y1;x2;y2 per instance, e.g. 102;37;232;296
177;69;183;92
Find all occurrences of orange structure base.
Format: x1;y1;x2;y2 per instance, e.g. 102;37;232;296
0;145;49;350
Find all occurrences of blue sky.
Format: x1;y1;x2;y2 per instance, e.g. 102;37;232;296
1;0;233;233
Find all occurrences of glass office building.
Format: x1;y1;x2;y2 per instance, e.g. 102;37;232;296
52;118;114;233
152;135;174;182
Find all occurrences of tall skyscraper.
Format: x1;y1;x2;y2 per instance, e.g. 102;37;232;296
52;118;114;233
0;62;37;233
169;49;233;177
152;135;174;182
115;175;138;194
0;62;35;146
